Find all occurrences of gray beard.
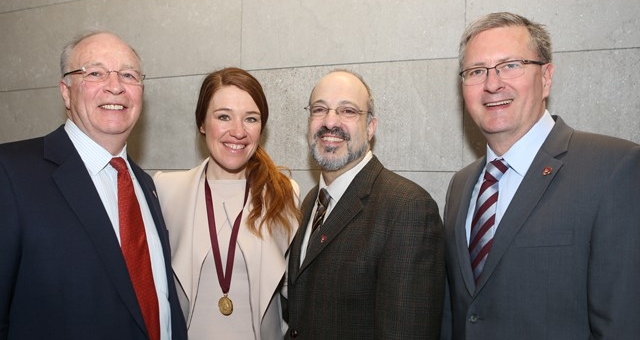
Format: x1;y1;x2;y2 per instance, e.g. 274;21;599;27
310;140;368;171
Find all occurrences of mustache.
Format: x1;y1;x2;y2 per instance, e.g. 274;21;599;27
313;126;351;141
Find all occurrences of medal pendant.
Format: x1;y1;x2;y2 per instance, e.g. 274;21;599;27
218;295;233;316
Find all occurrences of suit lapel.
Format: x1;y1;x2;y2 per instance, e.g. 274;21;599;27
296;157;382;275
452;158;486;296
475;117;572;292
288;189;315;284
44;127;146;331
131;162;167;249
300;185;363;267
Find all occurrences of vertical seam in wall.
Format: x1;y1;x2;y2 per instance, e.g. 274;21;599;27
461;0;469;169
240;0;244;67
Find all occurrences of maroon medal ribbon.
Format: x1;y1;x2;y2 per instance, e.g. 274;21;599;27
204;173;250;315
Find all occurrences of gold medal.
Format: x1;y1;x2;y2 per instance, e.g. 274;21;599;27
218;295;233;315
205;177;248;318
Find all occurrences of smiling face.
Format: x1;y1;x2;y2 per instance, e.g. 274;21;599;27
60;33;143;154
199;85;262;180
462;26;554;155
308;71;377;182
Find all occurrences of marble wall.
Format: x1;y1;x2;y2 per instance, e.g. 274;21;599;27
1;0;639;213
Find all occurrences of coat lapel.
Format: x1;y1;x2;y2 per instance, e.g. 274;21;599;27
44;127;146;332
451;158;486;296
296;157;383;276
172;160;209;322
475;117;572;292
288;191;315;284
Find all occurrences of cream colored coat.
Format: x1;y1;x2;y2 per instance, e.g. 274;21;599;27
153;159;298;339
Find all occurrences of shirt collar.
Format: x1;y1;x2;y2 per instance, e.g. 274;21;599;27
64;119;127;175
486;110;555;176
319;150;373;204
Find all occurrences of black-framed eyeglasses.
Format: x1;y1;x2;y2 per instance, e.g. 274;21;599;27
304;105;369;122
459;59;546;86
63;66;145;86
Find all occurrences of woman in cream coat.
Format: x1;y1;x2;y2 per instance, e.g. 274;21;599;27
154;68;300;339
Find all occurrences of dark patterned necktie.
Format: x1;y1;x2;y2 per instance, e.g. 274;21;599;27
110;157;160;340
469;158;509;283
310;188;331;235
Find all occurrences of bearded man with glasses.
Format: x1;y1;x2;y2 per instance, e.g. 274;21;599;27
285;69;445;339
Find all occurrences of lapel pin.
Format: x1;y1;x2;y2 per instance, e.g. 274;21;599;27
320;235;327;243
542;167;553;176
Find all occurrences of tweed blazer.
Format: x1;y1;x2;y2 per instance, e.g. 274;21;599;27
441;116;640;339
286;155;445;339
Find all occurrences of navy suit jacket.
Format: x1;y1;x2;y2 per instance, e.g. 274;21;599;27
0;126;187;340
441;116;640;339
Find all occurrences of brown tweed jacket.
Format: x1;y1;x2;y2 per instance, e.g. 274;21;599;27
285;156;445;339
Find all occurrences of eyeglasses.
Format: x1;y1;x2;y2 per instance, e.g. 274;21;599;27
305;105;369;122
63;66;145;86
459;59;546;86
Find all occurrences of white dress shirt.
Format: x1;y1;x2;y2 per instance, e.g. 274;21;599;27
300;150;373;263
64;119;172;340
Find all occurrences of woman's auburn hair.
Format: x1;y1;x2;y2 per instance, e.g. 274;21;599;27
245;146;301;238
195;67;301;238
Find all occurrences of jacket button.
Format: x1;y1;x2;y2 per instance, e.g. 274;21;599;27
469;314;479;324
289;329;298;338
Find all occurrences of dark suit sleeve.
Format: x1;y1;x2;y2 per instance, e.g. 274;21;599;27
439;275;452;340
439;172;458;340
588;145;640;338
0;159;19;340
375;186;445;339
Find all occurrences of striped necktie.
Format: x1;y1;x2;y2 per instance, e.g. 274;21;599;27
469;158;509;283
310;188;331;235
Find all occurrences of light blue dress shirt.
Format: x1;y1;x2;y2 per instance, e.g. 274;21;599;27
465;111;556;243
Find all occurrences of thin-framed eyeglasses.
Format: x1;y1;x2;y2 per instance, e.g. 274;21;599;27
63;66;145;86
459;59;546;86
304;105;369;122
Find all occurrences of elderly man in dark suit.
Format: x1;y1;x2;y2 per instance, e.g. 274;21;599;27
285;69;445;339
0;31;187;339
441;12;640;339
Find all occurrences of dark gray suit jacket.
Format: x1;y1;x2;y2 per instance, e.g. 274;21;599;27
0;126;187;340
286;156;445;339
441;116;640;339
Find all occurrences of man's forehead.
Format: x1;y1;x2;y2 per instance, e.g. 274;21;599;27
313;73;367;100
73;34;140;66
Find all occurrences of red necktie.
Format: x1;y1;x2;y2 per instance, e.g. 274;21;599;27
110;157;160;340
469;158;508;283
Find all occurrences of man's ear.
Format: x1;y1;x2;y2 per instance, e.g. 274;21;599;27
60;80;71;110
367;116;378;141
541;63;554;98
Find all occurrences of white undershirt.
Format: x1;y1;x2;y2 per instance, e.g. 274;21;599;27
189;178;254;339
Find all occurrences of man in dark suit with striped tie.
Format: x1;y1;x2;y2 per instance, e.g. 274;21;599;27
441;12;640;340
